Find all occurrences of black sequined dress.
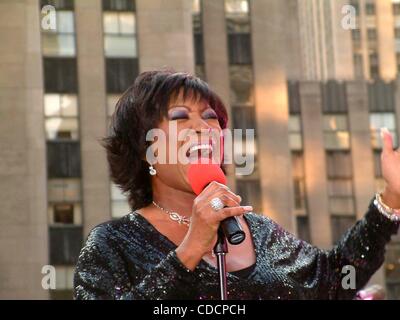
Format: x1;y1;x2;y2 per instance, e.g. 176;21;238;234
73;197;399;300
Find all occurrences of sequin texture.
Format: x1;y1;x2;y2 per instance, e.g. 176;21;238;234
73;197;399;300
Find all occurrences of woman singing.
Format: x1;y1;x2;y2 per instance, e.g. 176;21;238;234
73;70;400;299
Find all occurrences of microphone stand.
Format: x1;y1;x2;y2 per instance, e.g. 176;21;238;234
213;227;228;300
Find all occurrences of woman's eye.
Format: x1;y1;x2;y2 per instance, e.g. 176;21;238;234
168;110;189;120
202;109;218;120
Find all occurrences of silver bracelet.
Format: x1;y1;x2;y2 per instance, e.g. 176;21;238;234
373;193;400;222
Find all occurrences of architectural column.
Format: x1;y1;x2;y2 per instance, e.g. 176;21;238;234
347;80;385;287
0;0;48;299
75;0;111;236
376;0;396;80
250;0;295;233
136;0;195;73
202;0;235;190
299;82;332;249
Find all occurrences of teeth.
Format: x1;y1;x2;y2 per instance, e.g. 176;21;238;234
189;144;212;152
188;144;212;155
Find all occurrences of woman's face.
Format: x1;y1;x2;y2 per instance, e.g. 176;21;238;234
149;93;223;193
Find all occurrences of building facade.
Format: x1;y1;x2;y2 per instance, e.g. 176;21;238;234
0;0;399;299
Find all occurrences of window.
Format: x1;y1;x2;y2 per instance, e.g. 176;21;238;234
194;34;204;65
103;12;137;57
369;113;398;149
292;152;306;211
365;2;375;15
107;94;120;117
102;0;135;11
49;226;83;264
225;0;249;15
349;0;359;15
42;10;75;57
354;54;364;79
195;65;206;81
326;151;354;216
192;0;201;14
289;115;302;150
326;151;353;178
54;204;74;224
40;0;74;10
228;34;252;64
48;178;81;202
48;202;82;225
296;216;310;243
323;115;350;150
352;29;361;41
331;216;356;244
367;28;377;41
385;243;400;299
288;81;301;114
53;266;75;290
236;179;262;213
229;65;254;106
231;106;256;132
369;52;379;78
111;183;130;218
368;80;395;112
373;150;383;177
44;94;78;140
44;58;78;93
106;58;139;93
321;81;347;113
47;141;81;177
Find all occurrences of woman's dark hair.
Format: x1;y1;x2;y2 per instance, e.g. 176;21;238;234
103;69;229;211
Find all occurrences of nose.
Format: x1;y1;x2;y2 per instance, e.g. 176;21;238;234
193;117;212;134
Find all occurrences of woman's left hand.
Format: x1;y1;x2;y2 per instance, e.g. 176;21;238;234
380;128;400;209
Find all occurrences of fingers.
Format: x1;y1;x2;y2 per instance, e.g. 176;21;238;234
197;181;241;205
217;206;253;220
381;127;394;154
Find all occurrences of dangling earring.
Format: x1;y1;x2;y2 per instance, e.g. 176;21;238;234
149;165;157;176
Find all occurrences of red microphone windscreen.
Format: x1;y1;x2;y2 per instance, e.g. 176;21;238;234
187;161;227;195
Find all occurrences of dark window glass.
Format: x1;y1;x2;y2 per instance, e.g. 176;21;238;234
44;58;78;93
102;0;135;11
194;34;204;65
368;79;395;112
366;3;375;15
326;151;352;178
232;106;256;132
331;215;356;244
49;225;83;264
40;0;74;10
106;58;139;93
321;80;348;113
367;28;377;41
47;141;81;178
228;34;252;64
386;243;400;299
288;80;301;114
352;29;361;41
296;216;311;243
394;3;400;15
236;179;262;213
373;150;382;177
54;204;74;224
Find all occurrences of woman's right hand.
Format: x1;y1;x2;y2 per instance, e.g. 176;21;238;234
175;181;253;271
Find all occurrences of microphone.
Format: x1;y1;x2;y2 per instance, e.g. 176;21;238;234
187;161;246;245
355;285;385;300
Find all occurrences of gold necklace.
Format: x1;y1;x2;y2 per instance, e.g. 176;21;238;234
152;201;191;227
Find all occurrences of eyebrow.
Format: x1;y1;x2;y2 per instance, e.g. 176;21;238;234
168;104;212;112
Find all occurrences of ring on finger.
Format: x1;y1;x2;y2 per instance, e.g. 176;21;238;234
210;197;224;211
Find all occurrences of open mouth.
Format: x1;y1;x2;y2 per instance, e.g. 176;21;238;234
186;143;213;160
